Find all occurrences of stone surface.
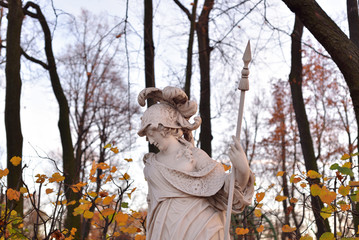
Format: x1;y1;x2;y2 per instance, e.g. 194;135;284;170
138;86;254;240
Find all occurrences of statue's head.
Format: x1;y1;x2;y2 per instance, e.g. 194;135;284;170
137;103;181;137
137;86;201;144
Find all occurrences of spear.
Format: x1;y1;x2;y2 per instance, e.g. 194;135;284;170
224;41;251;240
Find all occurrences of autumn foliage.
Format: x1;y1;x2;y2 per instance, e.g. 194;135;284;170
0;148;146;239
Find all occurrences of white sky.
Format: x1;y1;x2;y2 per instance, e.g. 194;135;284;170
0;0;348;210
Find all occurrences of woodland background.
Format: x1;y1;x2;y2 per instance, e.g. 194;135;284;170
0;0;358;239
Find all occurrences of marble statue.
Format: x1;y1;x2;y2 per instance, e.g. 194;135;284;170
137;86;255;240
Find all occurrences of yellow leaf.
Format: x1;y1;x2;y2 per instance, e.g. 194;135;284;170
338;185;350;196
275;195;287;202
101;208;115;217
20;187;27;194
10;210;17;216
10;156;21;166
319;232;334;240
282;224;296;233
120;173;130;180
115;212;129;226
46;188;54;194
235;228;249;235
319;186;337;205
254;209;262;217
256;192;265;203
88;192;97;198
310;184;322;196
83;210;94;219
320;206;334;219
49;172;65;183
300;234;314;240
341;153;351;160
290;198;298;203
342;161;352;168
103;195;116;205
104;143;112;149
0;168;9;178
307;170;322;179
276;171;285;177
256;225;264;233
127;187;137;199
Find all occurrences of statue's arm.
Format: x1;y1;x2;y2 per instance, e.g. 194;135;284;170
229;136;251;189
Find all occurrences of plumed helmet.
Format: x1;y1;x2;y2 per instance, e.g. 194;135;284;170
137;103;181;137
137;86;202;143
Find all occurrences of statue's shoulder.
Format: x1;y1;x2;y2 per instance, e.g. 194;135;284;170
143;152;155;164
191;147;218;170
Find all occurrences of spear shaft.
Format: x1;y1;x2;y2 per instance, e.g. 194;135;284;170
224;41;251;240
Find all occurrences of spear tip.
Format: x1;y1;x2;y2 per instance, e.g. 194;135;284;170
242;40;251;65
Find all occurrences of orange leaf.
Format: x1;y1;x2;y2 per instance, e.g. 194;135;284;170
103;195;116;205
46;188;54;194
275;195;287;202
236;228;249;235
256;225;264;233
222;164;231;171
307;170;322;179
340;204;350;211
319;186;337;205
101;208;115;217
0;168;9;178
290;198;298;203
83;210;94;219
282;224;296;233
256;192;265;203
10;156;21;166
7;188;20;201
115;212;129;226
276;171;285;177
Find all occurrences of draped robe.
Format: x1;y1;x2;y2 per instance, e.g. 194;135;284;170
143;146;255;240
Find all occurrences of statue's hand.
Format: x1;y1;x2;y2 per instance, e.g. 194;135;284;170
229;136;248;170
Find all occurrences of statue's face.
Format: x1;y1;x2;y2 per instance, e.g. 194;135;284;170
145;126;170;152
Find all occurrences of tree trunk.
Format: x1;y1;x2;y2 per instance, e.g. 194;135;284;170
5;0;24;215
347;0;359;47
346;0;359;233
288;15;330;237
184;0;198;98
281;0;359;177
23;2;80;236
197;0;214;156
144;0;155;93
144;0;158;153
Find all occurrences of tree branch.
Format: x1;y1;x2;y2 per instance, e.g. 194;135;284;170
21;48;49;69
173;0;191;21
